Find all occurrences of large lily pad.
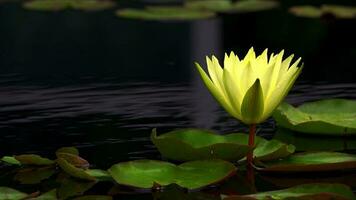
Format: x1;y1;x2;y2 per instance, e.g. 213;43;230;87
256;152;356;172
185;0;279;13
23;0;115;11
223;183;356;200
116;7;215;21
57;178;96;200
108;159;236;189
0;187;28;200
33;189;57;200
274;128;356;151
273;99;356;135
152;129;294;162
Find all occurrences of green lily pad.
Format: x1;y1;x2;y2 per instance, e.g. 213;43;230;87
14;154;55;166
56;153;89;169
108;159;236;189
274;128;356;151
1;156;21;166
14;167;55;184
0;187;28;200
57;158;95;181
23;0;115;11
256;152;356;172
56;147;79;156
289;6;323;18
33;189;57;200
116;7;215;21
223;183;356;200
57;178;96;200
85;169;112;181
289;5;356;19
273;99;356;135
152;129;294;162
185;0;279;13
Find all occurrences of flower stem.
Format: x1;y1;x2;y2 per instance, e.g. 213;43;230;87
247;124;256;167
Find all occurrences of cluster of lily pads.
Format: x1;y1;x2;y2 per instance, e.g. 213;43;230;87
1;98;356;199
12;0;356;20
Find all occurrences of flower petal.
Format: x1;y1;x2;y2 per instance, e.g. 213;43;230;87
241;79;264;124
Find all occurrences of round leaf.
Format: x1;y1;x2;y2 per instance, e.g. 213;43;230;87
57;158;95;181
14;154;55;166
273;99;356;135
256;152;356;172
108;159;236;190
0;187;28;200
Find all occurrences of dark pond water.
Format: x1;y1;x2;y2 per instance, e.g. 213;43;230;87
0;1;356;199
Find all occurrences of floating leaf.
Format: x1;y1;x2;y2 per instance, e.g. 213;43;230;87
321;5;356;19
289;5;356;19
273;99;356;135
152;129;293;162
153;184;220;200
289;6;323;18
14;154;55;166
108;159;236;189
0;187;28;200
23;0;67;11
70;0;115;11
274;128;356;151
56;147;79;156
85;169;112;181
116;7;215;21
185;0;279;13
33;189;57;200
57;158;95;181
256;152;356;172
73;196;113;200
56;153;89;169
57;178;96;200
14;167;55;184
1;156;21;166
223;183;356;200
23;0;115;11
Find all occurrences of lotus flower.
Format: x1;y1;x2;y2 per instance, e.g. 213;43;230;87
195;47;303;125
195;47;303;165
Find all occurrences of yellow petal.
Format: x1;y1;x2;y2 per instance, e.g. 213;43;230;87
195;62;237;118
223;68;243;118
241;79;264;124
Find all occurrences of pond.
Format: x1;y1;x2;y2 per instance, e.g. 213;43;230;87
0;0;356;199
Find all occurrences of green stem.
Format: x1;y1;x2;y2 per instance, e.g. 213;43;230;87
247;124;256;167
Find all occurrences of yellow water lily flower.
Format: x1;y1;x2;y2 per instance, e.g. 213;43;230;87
195;47;303;125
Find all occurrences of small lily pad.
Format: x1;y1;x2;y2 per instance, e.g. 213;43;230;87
0;187;28;200
23;0;115;11
289;5;356;19
152;129;294;162
57;158;95;181
1;156;21;166
56;147;79;156
185;0;279;13
33;189;57;200
108;159;236;189
14;154;55;166
57;178;96;200
256;152;356;172
56;153;89;169
223;183;356;200
14;167;55;184
116;7;215;21
273;99;356;135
